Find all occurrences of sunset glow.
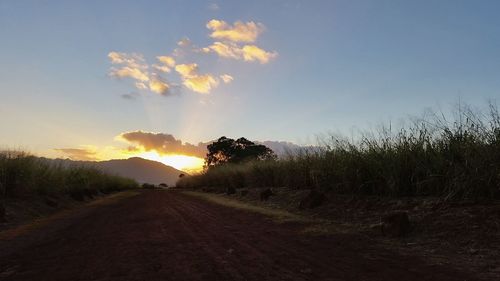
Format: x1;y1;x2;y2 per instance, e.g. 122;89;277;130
136;151;205;173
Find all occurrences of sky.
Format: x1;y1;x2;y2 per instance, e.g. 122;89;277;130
1;0;500;172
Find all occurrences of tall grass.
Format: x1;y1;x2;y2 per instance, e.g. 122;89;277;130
0;151;138;199
178;103;500;200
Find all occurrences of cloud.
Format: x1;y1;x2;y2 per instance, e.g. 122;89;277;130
175;63;198;78
153;56;176;72
118;131;309;159
108;52;146;68
157;56;176;67
173;38;195;57
121;92;139;100
175;63;219;94
208;3;219;11
220;74;233;83
108;19;275;96
108;51;149;82
183;74;219;94
202;41;277;64
54;147;99;161
207;19;264;43
202;41;241;59
109;66;149;81
148;74;170;95
242;45;278;64
117;131;209;158
256;141;309;156
152;64;170;73
135;82;148;90
177;38;192;47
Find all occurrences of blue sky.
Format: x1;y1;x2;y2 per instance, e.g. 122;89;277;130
1;0;499;169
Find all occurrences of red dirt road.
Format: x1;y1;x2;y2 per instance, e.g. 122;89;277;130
0;191;482;281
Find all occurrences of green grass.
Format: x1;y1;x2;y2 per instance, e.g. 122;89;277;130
0;151;139;199
178;102;500;200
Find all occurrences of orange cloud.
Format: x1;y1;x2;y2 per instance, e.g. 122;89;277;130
153;56;176;72
110;66;149;81
117;131;209;158
108;52;150;81
242;45;278;64
54;147;99;161
207;19;264;43
202;41;277;64
148;74;170;95
175;63;219;94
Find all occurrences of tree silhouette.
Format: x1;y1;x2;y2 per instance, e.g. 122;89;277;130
205;137;276;168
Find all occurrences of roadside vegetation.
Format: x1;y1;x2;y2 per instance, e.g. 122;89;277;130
178;103;500;200
0;151;139;201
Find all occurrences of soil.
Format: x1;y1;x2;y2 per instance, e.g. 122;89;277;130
0;190;488;281
232;187;500;280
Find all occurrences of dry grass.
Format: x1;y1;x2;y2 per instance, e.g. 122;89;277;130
182;190;356;236
178;102;500;200
182;191;307;223
0;151;139;198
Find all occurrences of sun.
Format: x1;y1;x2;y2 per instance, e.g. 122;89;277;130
135;151;204;173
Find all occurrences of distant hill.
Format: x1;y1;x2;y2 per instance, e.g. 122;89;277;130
95;157;185;186
41;157;186;186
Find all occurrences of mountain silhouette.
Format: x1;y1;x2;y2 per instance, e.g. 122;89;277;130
41;157;185;186
96;157;185;186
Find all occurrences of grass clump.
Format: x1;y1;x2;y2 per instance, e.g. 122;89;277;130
178;102;500;200
0;152;138;199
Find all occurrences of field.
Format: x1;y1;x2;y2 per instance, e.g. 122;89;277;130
178;103;500;200
0;152;138;225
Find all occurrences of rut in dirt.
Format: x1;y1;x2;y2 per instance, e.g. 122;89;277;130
0;190;483;281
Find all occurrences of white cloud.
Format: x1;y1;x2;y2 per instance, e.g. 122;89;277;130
220;74;233;83
135;82;148;90
177;38;192;47
208;3;219;11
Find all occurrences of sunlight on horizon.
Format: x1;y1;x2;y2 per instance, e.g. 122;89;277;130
136;151;204;173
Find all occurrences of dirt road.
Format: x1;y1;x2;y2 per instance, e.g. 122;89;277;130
0;191;482;281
